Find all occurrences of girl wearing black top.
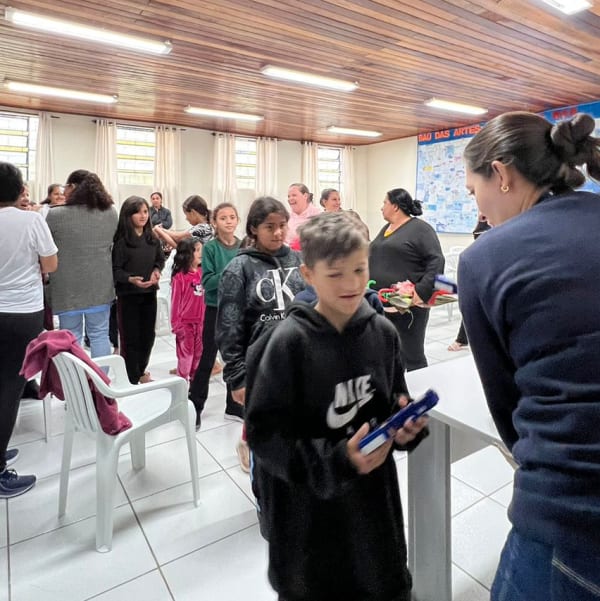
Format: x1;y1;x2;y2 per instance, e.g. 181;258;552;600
113;196;164;384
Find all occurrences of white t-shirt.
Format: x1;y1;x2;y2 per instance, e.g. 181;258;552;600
0;206;58;313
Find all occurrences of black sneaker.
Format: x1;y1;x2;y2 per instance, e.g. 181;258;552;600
195;413;201;432
5;448;19;466
0;469;36;498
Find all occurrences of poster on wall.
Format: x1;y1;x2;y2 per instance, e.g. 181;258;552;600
416;100;600;233
416;125;482;234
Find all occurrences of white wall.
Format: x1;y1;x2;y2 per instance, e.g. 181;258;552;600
53;114;96;183
359;137;418;238
47;110;472;251
49;114;306;230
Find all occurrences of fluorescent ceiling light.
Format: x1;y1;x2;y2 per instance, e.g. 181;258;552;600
4;7;172;55
261;65;358;92
424;98;488;115
4;80;118;104
539;0;591;14
327;126;381;138
184;106;263;122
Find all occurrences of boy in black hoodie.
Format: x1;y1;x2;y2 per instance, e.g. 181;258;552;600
246;212;429;601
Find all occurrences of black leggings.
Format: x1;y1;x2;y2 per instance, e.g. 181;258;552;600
189;305;235;415
385;307;430;372
117;294;157;384
0;310;44;471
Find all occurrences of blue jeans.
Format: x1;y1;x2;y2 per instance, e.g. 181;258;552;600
492;529;600;601
59;307;111;358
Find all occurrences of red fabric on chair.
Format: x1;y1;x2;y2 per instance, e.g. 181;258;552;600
20;330;132;435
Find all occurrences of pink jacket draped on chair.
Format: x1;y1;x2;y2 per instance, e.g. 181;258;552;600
20;330;132;435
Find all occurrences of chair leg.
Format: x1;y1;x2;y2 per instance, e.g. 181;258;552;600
182;401;200;506
42;394;52;442
58;412;75;517
130;433;146;470
95;440;120;553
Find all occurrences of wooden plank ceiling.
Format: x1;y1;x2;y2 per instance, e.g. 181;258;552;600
1;0;600;145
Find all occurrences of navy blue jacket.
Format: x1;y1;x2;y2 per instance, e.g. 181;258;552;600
459;190;600;553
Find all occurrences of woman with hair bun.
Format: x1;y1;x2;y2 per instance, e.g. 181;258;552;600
369;188;444;371
154;194;213;249
459;111;600;601
286;183;321;246
319;188;341;212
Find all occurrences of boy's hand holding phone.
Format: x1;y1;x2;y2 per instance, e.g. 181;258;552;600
347;424;394;475
392;395;429;446
348;392;433;472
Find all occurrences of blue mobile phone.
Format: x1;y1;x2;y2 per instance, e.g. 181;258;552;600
358;389;439;455
434;274;458;294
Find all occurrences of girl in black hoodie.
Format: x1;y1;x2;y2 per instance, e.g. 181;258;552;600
216;197;306;471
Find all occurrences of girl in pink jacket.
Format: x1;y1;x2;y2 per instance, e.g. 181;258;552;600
171;239;206;383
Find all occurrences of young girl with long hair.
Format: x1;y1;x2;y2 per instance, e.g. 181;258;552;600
216;197;306;471
112;196;164;384
189;203;241;429
154;194;214;249
171;239;206;398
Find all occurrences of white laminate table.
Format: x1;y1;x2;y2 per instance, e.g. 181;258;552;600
404;355;504;601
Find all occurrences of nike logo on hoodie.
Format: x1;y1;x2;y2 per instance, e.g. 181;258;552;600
326;375;374;429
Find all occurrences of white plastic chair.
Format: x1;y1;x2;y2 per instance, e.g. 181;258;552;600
443;250;463;321
156;252;174;335
52;352;200;552
18;394;53;442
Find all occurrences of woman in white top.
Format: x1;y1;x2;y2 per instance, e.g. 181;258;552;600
0;162;58;498
39;183;65;219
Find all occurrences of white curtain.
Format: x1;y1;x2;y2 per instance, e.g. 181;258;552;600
341;145;357;210
211;133;238;205
301;141;320;199
154;125;182;226
94;120;119;203
255;137;278;197
33;112;54;202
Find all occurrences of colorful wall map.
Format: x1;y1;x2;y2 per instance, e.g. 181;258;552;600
416;101;600;233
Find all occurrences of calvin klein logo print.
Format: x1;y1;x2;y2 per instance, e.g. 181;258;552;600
255;268;298;311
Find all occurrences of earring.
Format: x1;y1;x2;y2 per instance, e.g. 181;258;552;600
501;185;510;193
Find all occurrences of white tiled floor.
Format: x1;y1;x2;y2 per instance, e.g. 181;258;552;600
2;307;514;600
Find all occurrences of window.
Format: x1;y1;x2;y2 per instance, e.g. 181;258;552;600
116;125;155;185
317;146;341;194
0;112;38;182
235;137;257;190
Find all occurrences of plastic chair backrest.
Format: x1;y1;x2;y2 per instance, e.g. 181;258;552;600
158;251;175;300
53;352;104;434
445;251;461;277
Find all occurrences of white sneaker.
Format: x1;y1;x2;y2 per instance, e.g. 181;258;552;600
236;439;250;473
